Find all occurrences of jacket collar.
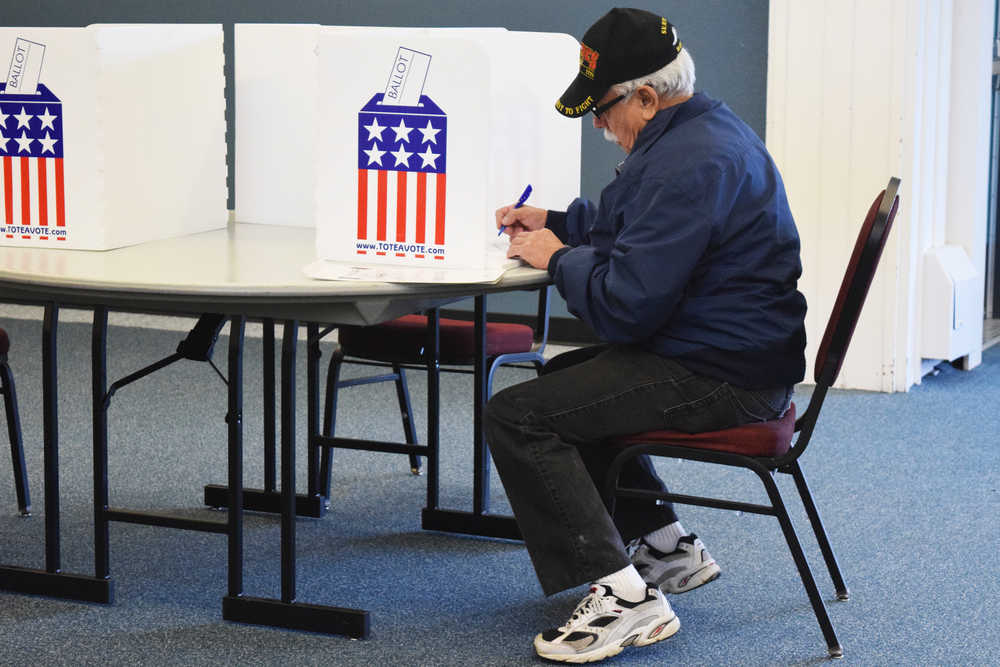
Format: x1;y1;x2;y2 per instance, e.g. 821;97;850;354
620;92;716;170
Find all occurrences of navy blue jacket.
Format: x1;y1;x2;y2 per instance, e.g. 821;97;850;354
546;93;807;388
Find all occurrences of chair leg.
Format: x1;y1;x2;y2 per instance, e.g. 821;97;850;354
485;351;547;399
755;465;843;658
789;461;849;600
392;364;421;475
1;362;30;516
486;355;500;399
319;347;344;500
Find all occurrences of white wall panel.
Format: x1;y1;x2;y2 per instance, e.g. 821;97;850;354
943;0;995;369
897;0;926;389
767;0;994;391
768;0;907;390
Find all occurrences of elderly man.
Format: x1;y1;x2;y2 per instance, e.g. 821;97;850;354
486;7;807;663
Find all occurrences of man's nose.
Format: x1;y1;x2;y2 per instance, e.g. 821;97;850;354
592;114;603;129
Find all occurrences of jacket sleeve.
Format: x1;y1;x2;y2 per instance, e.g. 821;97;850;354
549;197;599;246
551;177;715;343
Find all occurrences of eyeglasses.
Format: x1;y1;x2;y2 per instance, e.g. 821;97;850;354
590;94;625;119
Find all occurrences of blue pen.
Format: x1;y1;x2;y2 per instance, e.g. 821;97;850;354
498;184;533;236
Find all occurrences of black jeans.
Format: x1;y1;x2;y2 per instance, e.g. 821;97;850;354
484;344;792;595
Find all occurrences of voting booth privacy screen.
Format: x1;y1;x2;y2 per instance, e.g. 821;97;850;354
0;25;227;250
235;24;321;233
235;25;581;282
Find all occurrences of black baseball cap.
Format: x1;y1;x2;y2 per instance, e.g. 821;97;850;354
555;8;683;118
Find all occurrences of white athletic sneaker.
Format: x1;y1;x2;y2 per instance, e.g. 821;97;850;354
533;584;679;663
631;534;721;594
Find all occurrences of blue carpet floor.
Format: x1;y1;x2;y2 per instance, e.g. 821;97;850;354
1;317;998;665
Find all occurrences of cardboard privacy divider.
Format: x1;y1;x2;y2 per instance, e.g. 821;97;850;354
0;25;227;250
235;24;580;283
234;24;320;230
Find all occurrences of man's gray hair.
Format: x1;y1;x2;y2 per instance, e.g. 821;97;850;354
613;47;696;99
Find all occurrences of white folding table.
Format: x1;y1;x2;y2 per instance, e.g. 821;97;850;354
0;222;546;636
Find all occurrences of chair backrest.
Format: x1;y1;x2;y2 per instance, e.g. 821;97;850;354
814;177;900;387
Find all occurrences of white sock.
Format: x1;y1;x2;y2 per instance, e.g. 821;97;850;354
643;521;688;553
595;564;648;602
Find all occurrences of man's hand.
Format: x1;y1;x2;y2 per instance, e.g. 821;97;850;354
495;203;547;239
507;228;566;270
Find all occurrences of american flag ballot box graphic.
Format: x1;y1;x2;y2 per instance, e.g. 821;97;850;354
0;83;66;243
356;93;448;261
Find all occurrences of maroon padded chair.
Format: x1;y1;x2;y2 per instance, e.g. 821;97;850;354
1;326;31;515
317;286;551;499
603;177;901;658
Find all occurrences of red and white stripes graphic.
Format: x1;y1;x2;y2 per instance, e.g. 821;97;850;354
356;169;446;259
1;154;65;241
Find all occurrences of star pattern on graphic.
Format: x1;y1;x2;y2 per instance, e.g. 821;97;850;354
418;146;440;169
14;107;33;129
38;131;58;155
363;117;385;142
37;107;58;131
0;108;9;128
358;110;445;174
363;143;386;166
15;130;34;153
390;119;412;144
418;121;440;144
391;146;413;167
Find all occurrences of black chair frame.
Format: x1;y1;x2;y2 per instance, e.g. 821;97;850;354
315;286;551;501
603;177;901;658
1;338;30;516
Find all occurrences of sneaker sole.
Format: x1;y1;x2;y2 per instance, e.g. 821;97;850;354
661;562;721;595
534;613;680;663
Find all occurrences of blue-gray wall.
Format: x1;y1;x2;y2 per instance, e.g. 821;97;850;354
5;1;769;320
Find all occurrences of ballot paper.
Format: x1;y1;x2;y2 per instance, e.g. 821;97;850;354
306;215;522;282
4;38;44;95
302;254;522;284
381;46;430;106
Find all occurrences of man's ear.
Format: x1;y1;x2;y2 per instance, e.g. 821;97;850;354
637;86;659;120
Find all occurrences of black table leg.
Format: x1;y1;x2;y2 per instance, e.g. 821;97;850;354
426;310;440;510
92;307;112;586
472;296;489;515
43;303;60;572
421;295;520;541
0;303;112;602
223;319;369;638
280;320;296;601
227;316;245;599
263;319;276;493
204;320;325;518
